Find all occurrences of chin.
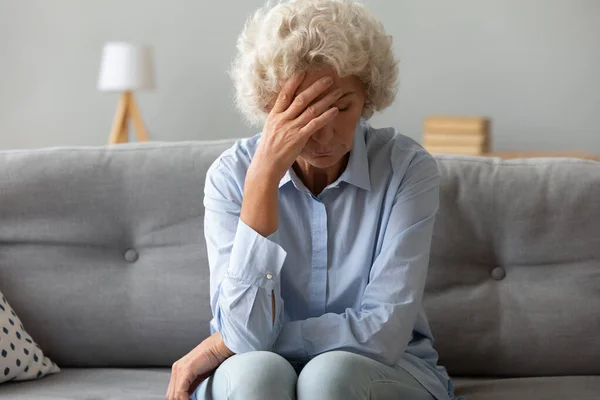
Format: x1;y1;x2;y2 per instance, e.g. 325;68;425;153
302;153;344;168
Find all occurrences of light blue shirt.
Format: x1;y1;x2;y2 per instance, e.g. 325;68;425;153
204;121;454;400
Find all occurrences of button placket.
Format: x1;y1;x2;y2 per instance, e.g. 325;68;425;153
308;198;328;317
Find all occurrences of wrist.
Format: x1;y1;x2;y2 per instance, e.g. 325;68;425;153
246;161;283;190
242;156;281;238
210;332;234;361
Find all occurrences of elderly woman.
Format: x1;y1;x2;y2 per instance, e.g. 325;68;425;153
167;1;457;399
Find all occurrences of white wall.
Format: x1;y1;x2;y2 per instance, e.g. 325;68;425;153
1;0;599;153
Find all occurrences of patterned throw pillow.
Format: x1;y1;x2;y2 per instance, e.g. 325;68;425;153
0;290;60;383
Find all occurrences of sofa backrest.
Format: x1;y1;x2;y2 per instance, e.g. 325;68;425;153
426;154;600;377
0;140;599;376
0;141;229;368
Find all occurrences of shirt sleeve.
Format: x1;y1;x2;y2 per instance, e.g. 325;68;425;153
204;157;287;354
273;153;440;366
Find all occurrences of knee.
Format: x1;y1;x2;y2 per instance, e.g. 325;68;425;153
297;351;368;400
216;351;296;400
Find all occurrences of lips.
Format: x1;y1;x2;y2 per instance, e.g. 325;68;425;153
309;147;334;155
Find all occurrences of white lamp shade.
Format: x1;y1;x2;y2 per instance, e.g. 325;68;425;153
97;42;155;91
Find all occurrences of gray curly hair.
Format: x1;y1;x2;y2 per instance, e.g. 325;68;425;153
229;0;399;126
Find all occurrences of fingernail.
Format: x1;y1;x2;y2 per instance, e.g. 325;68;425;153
322;76;333;85
332;88;343;97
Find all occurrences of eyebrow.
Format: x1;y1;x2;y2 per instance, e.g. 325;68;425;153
338;91;356;99
300;90;357;105
295;90;356;99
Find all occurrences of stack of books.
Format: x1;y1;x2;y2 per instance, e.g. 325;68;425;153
422;116;491;155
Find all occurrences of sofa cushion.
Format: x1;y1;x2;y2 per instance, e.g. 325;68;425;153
453;376;600;400
424;156;600;376
0;140;236;368
1;368;599;399
0;290;60;383
0;368;170;399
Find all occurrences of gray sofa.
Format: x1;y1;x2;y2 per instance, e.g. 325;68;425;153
0;139;599;400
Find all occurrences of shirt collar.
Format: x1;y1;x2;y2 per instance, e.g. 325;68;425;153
278;167;294;189
279;122;371;192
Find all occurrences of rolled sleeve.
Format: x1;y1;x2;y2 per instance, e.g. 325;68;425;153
227;220;287;290
204;154;288;353
273;320;309;360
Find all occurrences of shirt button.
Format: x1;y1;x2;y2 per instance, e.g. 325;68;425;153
266;273;273;280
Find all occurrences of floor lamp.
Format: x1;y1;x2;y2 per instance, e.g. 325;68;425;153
98;42;155;144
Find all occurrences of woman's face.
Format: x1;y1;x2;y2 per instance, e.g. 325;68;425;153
293;68;366;169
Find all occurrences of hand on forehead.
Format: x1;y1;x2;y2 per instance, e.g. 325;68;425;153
294;68;341;100
265;67;361;112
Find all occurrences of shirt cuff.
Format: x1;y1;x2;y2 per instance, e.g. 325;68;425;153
226;219;287;291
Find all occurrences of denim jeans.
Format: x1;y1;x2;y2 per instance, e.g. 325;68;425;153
191;350;443;400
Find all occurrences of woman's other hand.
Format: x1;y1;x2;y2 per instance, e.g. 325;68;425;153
252;70;343;181
166;332;233;400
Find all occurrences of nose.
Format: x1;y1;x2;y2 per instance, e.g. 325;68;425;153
312;125;334;145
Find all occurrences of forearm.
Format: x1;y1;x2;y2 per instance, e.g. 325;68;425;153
190;332;233;366
239;163;281;325
241;162;280;238
273;308;414;366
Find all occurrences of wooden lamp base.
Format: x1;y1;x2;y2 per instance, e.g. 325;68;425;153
108;91;150;144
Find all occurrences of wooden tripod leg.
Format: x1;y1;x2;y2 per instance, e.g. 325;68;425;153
108;92;130;144
128;94;150;142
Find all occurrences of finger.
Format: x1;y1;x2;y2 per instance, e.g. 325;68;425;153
176;391;188;400
167;366;179;400
284;75;335;119
166;373;174;399
187;375;204;396
294;86;343;128
178;376;196;400
176;390;190;400
174;373;193;400
188;371;213;395
271;71;307;114
298;107;339;139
